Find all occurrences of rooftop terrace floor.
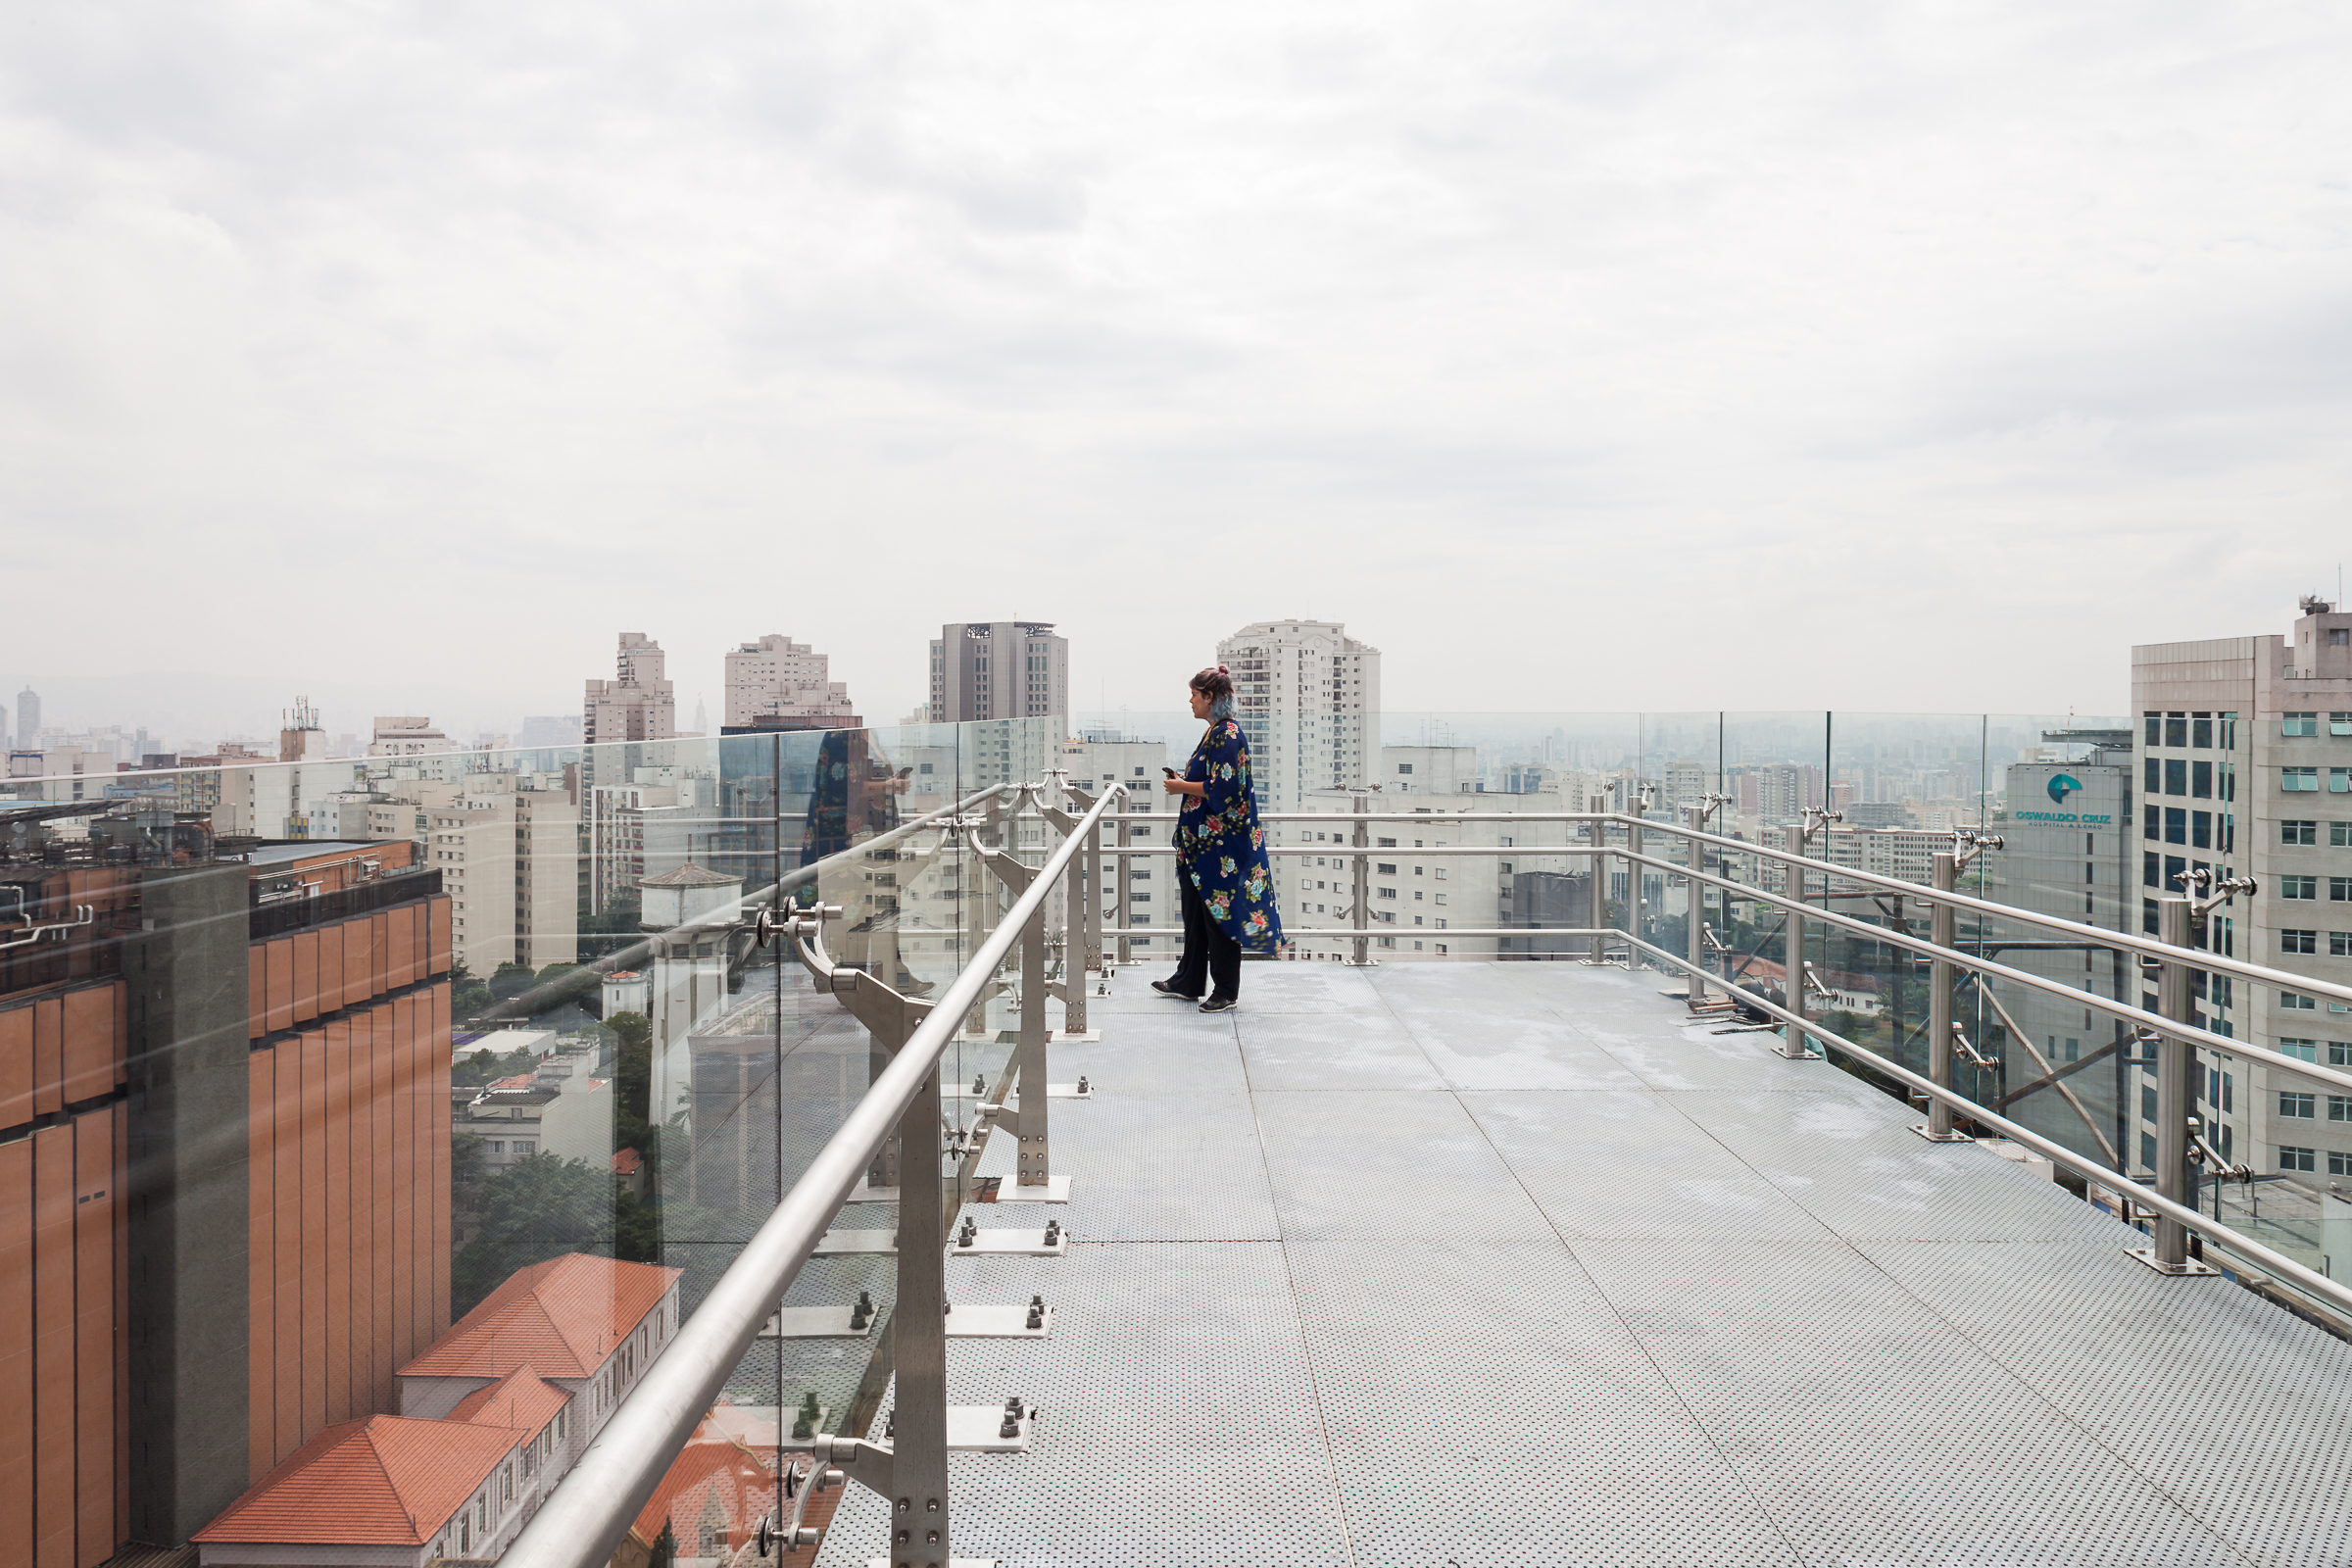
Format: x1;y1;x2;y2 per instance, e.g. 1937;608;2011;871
813;961;2352;1567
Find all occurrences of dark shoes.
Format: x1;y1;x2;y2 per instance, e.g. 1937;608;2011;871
1152;979;1200;1001
1199;995;1237;1013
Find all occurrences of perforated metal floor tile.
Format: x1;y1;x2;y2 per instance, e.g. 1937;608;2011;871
1570;1237;2245;1566
1235;1009;1446;1092
1855;1239;2352;1568
1388;1009;1651;1093
812;1242;1352;1568
1218;962;1388;1014
1669;1090;2126;1243
1284;1237;1801;1567
1459;1090;1833;1241
969;1087;1281;1243
1252;1089;1553;1241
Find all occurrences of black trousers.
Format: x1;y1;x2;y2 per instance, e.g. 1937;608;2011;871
1172;868;1242;1000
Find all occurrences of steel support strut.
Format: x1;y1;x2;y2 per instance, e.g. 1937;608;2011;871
980;849;1054;1188
1627;820;1644;972
1775;832;1817;1059
1685;822;1706;1002
777;913;955;1564
1039;793;1089;1037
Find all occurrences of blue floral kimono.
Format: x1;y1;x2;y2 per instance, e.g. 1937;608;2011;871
1174;718;1284;951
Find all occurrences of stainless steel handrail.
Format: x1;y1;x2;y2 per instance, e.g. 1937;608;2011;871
1600;922;2352;1322
479;782;1009;1024
499;780;1124;1568
1116;810;2352;1093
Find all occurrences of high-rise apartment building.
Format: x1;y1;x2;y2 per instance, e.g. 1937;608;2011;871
928;622;1067;725
2132;597;2352;1195
585;634;677;747
16;685;38;752
1218;620;1381;820
722;634;857;731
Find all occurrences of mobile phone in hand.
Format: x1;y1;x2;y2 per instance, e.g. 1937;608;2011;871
1162;766;1178;778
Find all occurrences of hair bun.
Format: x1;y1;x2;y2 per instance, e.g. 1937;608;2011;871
1217;663;1229;674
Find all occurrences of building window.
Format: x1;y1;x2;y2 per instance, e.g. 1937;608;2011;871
2283;875;2319;900
2285;712;2320;736
2165;759;2187;796
2166;714;2188;747
2143;711;2161;745
2282;991;2319;1010
2329;1095;2352;1122
2281;929;2318;956
2284;819;2319;846
2280;1092;2317;1119
2191;811;2211;849
2281;1145;2317;1172
2220;710;2238;749
2191;713;2213;748
2191;760;2212;798
2284;767;2320;792
2164;808;2185;844
2143;758;2161;795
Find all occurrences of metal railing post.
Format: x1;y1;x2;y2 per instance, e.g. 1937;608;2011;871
1916;851;1968;1140
2132;894;2218;1274
1115;807;1133;966
889;1019;951;1565
1686;822;1705;1000
1016;894;1052;1185
1627;819;1644;971
1349;792;1372;965
1774;829;1816;1058
1588;816;1608;963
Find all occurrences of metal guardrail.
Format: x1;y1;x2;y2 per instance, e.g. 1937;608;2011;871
498;778;1123;1568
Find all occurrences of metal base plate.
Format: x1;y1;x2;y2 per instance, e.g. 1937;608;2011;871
945;1302;1054;1338
948;1229;1069;1256
2124;1246;2222;1277
947;1405;1032;1451
1050;1029;1101;1042
946;1083;1094;1100
869;1558;998;1567
1769;1038;1824;1060
760;1306;871;1339
814;1230;896;1255
1907;1124;1976;1144
990;1174;1072;1203
841;1185;898;1202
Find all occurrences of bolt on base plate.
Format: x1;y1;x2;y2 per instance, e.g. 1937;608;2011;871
944;1303;1054;1338
2125;1246;2221;1277
1907;1124;1975;1144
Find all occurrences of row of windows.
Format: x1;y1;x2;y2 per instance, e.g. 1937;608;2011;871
2278;819;2352;846
2143;711;2238;749
2278;767;2352;792
2144;758;2232;799
2278;1039;2352;1065
2279;710;2352;736
2275;929;2352;956
2142;811;2232;852
2278;1147;2352;1175
2274;1091;2352;1119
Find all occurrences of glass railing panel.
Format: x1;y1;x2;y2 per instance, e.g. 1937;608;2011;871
0;720;1049;1564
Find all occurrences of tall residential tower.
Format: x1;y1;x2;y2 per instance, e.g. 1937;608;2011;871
1216;620;1382;820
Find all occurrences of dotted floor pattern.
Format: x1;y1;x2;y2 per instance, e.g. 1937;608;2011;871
802;960;2352;1568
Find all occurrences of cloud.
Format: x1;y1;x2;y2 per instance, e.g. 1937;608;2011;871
1;0;2347;744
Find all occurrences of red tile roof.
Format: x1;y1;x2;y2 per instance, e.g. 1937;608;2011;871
612;1148;644;1176
628;1415;777;1549
400;1252;680;1382
446;1363;571;1437
192;1416;514;1546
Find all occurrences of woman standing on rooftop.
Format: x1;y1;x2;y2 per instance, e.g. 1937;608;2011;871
1154;664;1283;1011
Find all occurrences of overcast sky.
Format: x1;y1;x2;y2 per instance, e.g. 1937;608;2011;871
4;1;2347;743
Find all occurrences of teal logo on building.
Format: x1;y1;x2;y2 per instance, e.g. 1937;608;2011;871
2047;772;2082;806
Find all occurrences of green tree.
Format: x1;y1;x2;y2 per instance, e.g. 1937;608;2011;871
608;1011;655;1155
450;1152;621;1316
489;961;539;1005
448;957;492;1019
648;1520;676;1568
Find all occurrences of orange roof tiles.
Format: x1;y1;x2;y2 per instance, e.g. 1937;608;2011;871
612;1148;644;1175
446;1363;571;1437
627;1415;777;1548
400;1252;680;1382
193;1416;514;1546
